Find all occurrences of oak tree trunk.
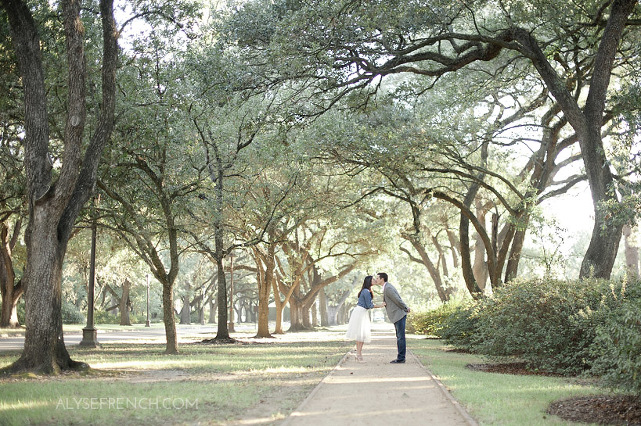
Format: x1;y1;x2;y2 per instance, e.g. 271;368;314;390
161;276;178;353
119;279;132;326
256;243;274;338
301;303;312;329
180;296;191;324
288;296;305;331
0;223;22;328
318;287;329;327
14;216;83;373
271;260;286;334
208;299;217;323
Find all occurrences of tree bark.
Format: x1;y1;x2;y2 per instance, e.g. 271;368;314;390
161;278;178;353
318;287;329;327
0;222;22;328
208;299;217;323
214;255;230;340
471;201;489;290
256;242;274;338
272;255;286;334
302;303;311;329
288;295;304;331
180;296;191;324
119;279;131;326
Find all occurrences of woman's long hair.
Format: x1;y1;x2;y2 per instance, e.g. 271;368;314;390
357;275;374;299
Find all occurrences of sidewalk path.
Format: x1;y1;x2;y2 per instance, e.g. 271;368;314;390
282;330;477;426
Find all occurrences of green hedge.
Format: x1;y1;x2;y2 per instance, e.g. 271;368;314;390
438;302;482;351
61;301;86;324
439;279;631;372
430;278;641;395
590;282;641;396
475;278;618;375
407;303;462;337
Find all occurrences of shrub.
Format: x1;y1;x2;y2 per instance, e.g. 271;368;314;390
473;278;618;375
591;282;641;396
93;309;119;324
61;301;86;324
440;301;483;352
408;303;462;337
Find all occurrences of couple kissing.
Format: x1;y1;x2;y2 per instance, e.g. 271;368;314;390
345;272;410;363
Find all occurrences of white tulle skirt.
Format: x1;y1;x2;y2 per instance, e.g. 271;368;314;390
345;306;372;343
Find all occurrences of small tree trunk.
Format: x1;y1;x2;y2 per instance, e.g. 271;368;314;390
318;288;329;327
256;243;274;338
179;296;191;325
0;295;20;329
215;256;230;340
288;297;304;331
472;203;489;290
198;303;205;325
303;303;314;330
272;275;285;334
1;223;23;328
504;226;527;282
459;203;484;298
208;299;216;323
161;280;178;354
119;279;131;326
472;233;488;291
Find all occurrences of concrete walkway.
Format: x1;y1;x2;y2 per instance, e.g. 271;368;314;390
282;330;477;426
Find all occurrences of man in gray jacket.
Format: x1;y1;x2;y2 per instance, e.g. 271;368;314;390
374;272;410;363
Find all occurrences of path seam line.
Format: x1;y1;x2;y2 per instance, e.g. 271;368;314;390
280;350;351;425
409;349;479;426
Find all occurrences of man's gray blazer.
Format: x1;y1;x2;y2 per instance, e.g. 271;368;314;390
383;282;409;324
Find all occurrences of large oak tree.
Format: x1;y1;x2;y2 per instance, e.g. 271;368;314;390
0;0;117;373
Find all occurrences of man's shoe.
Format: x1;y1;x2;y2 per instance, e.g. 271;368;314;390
390;359;405;364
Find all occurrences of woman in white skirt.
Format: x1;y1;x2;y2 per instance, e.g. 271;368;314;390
345;275;385;362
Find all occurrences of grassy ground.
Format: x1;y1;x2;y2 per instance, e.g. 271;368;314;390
409;336;605;426
0;322;165;337
0;326;611;425
0;328;352;425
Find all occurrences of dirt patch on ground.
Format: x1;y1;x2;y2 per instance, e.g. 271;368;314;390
548;395;641;425
467;363;641;424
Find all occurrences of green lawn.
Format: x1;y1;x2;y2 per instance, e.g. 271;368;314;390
0;328;613;425
0;336;351;425
409;337;605;425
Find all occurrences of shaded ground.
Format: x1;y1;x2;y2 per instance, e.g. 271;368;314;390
548;395;641;425
467;362;641;425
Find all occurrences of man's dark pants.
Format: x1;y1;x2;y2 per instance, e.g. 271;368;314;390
394;315;407;361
